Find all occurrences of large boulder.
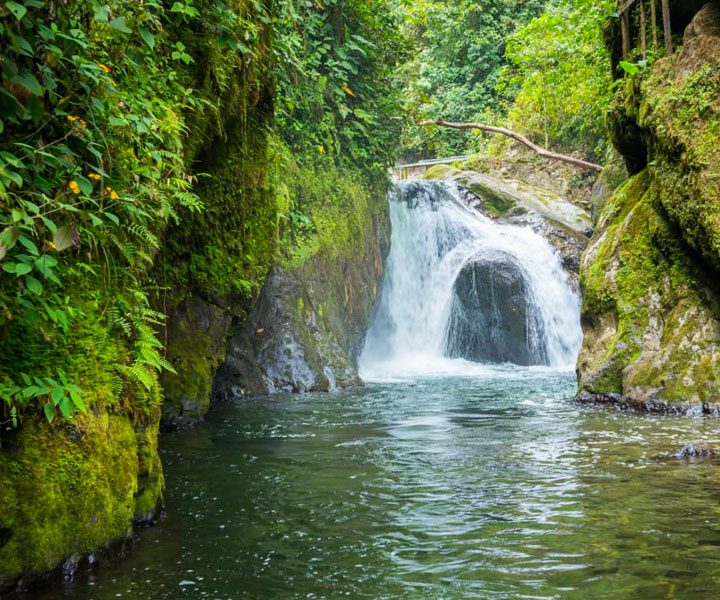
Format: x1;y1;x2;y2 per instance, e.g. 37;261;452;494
576;172;720;413
445;251;547;366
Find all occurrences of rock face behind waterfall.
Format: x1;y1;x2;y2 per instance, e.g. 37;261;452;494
577;3;720;413
445;251;547;365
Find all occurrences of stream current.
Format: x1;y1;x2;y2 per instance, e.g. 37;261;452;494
43;182;720;599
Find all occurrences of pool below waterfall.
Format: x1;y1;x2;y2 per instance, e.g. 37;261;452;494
41;371;720;599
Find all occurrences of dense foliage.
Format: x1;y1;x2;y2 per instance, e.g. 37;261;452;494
400;0;615;161
400;0;545;157
500;0;615;159
275;0;406;170
271;0;406;253
0;0;268;426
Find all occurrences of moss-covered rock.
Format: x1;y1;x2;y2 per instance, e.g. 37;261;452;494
424;167;591;233
577;171;720;412
160;298;233;430
578;4;720;411
0;408;162;590
214;154;391;397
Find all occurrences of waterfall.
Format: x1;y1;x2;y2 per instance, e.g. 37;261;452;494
359;180;582;380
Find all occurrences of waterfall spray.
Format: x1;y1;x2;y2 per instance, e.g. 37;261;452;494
359;180;582;380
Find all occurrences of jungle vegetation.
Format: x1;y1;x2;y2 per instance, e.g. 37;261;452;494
0;0;617;430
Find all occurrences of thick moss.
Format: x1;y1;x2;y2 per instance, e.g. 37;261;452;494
157;3;276;427
160;299;232;430
0;408;162;589
638;58;720;274
577;170;720;409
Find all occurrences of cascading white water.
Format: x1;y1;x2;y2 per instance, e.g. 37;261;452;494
359;180;583;380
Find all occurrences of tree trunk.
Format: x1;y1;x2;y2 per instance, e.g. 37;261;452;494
651;0;658;53
621;11;631;59
417;119;603;173
661;0;672;55
640;1;647;59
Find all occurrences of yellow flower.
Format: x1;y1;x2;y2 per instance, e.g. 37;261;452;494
46;241;57;251
97;63;111;74
88;173;101;181
67;115;78;122
68;181;81;195
317;145;325;153
109;190;119;200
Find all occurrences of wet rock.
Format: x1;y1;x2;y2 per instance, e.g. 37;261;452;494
676;442;716;459
684;2;720;39
677;2;720;78
62;553;82;581
445;250;547;365
214;206;389;399
161;297;233;431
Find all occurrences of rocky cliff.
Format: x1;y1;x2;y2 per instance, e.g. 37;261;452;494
577;2;720;412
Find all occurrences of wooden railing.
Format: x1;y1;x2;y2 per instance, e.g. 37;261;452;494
619;0;672;60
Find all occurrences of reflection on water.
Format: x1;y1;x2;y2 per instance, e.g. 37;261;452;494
39;370;720;599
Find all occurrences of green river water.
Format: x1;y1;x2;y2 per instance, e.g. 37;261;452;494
40;368;720;599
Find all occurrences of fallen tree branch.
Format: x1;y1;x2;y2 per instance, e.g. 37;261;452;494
417;119;604;173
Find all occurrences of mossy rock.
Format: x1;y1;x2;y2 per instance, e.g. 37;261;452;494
0;409;163;589
620;6;720;274
213;152;391;398
422;164;463;180
577;170;720;411
160;298;233;430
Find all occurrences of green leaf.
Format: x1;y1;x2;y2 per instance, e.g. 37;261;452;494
70;390;85;411
619;60;639;75
18;235;39;255
51;387;64;404
43;402;55;423
74;175;93;196
59;396;73;418
104;212;120;225
139;26;155;49
26;276;42;295
15;263;31;276
108;16;132;34
93;3;111;22
6;2;27;20
0;226;19;260
2;263;17;274
10;72;44;96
